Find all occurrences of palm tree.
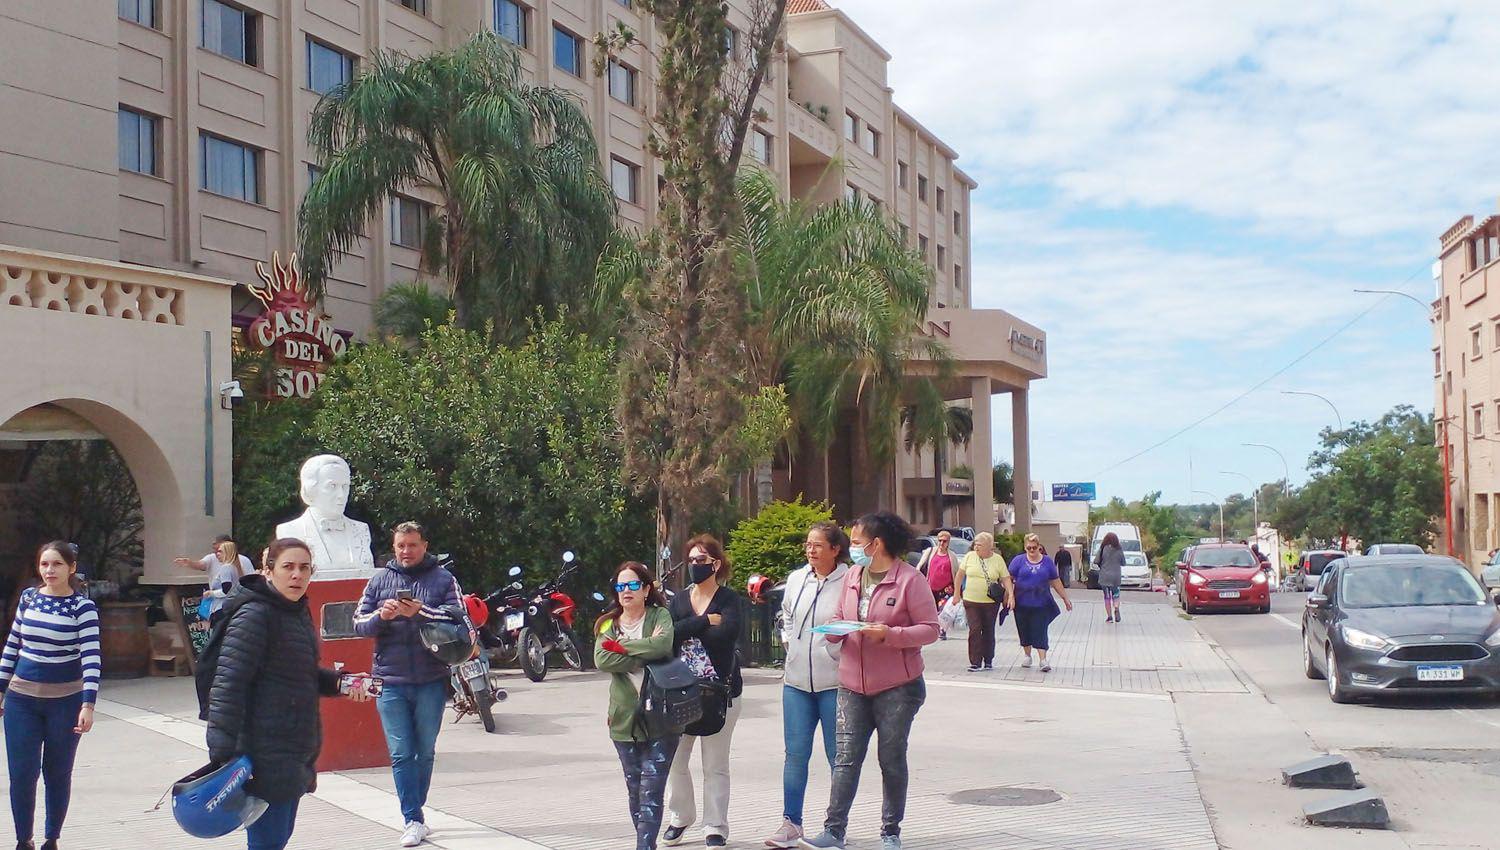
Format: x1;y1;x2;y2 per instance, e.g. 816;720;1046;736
903;404;974;527
300;32;617;340
373;282;453;346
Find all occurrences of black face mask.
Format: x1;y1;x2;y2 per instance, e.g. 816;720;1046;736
689;563;716;585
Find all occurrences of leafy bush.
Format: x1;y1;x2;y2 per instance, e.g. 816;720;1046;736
232;394;324;556
310;320;653;593
727;498;835;586
995;532;1026;563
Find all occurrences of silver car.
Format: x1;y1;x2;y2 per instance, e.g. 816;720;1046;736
1120;552;1152;589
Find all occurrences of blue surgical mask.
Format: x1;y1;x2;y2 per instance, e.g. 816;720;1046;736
850;546;873;568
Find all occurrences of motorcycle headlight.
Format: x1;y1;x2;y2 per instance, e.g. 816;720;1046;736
1187;572;1205;586
1342;626;1389;652
1252;571;1268;584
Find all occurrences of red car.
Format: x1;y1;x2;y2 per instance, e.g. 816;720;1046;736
1175;543;1271;614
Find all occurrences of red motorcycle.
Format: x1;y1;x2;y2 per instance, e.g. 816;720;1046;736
471;551;585;682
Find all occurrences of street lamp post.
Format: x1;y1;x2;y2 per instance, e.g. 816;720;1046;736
1243;442;1290;496
1193;489;1225;541
1354;287;1453;557
1280;390;1344;432
1220;471;1258;536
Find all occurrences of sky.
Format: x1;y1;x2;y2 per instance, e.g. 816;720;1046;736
835;0;1500;504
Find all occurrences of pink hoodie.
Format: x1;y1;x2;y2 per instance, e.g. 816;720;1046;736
826;560;941;695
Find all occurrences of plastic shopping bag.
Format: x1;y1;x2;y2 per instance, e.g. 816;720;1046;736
939;596;968;632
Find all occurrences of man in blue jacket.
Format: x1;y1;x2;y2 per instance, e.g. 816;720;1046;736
354;521;464;847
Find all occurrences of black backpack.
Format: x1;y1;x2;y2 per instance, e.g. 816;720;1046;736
193;594;278;721
634;657;704;739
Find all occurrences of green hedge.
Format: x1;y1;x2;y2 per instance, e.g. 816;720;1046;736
727;498;835;586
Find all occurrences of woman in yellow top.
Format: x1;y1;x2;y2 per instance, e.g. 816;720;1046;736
954;533;1015;672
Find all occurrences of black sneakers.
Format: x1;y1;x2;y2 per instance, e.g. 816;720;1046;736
662;825;686;846
706;836;727;847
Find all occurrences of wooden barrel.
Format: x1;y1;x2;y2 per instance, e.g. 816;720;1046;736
98;601;150;679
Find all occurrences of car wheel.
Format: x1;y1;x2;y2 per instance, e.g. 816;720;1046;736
1326;645;1353;703
1258;601;1271;614
1303;631;1324;680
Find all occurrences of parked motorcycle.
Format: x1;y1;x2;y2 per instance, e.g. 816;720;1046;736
422;610;505;734
473;551;585;683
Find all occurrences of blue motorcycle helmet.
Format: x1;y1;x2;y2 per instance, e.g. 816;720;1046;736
171;756;269;838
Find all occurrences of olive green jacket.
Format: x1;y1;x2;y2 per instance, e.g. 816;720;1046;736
594;606;675;742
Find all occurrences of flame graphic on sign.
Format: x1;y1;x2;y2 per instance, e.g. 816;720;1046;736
250;251;312;312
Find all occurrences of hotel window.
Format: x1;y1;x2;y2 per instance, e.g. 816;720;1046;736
1474;405;1484;438
495;0;528;48
918;235;929;259
119;0;158;28
954;264;964;289
918;175;928;202
898;223;909;243
308;39;355;94
937;187;946;212
844;184;860;203
118;108;159;176
199;133;261;203
553;25;584;77
608;60;638;106
898;161;908;189
862;126;880;158
723;26;740;61
750;129;773;166
611;157;640;204
1472;325;1483;359
937;244;946;271
1434;348;1442;376
396;0;430;14
201;0;259;66
844;112;858;142
390;195;430;249
954;211;962;235
307;164;324;191
1493;319;1500;350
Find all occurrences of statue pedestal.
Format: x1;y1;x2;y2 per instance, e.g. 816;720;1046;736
307;578;391;772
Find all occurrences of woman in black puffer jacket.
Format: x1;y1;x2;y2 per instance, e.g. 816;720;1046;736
206;538;372;850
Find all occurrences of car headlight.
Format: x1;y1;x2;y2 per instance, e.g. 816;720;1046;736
1252;571;1268;584
1485;630;1500;648
1342;627;1389;652
1187;572;1205;586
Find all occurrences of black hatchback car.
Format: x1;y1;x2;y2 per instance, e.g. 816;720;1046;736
1302;555;1500;702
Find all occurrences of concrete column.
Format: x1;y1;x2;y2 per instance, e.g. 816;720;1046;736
970;377;994;534
1012;387;1031;532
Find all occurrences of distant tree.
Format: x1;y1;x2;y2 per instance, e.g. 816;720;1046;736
373;283;453;346
992;461;1015;504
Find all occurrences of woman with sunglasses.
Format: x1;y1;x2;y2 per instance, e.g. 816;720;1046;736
662;535;742;849
1007;533;1073;672
596;562;676;850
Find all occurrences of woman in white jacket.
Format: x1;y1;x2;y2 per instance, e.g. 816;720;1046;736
763;521;850;849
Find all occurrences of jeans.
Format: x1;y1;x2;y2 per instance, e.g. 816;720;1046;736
782;686;838;825
4;690;84;843
615;736;681;850
666;696;742;838
246;797;300;850
963;601;998;666
822;678;925;840
376;679;448;824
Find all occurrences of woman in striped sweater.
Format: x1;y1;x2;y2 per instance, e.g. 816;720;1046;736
0;541;101;850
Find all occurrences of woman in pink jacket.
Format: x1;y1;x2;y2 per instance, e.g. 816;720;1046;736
801;512;939;850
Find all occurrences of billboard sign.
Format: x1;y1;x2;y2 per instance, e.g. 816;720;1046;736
1051;482;1096;502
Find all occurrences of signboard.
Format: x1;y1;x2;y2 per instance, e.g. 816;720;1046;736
179;589;213;657
247;252;347;399
1051;482;1096;501
942;479;974;496
1009;327;1044;360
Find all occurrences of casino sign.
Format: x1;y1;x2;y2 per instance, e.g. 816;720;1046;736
246;252;347;399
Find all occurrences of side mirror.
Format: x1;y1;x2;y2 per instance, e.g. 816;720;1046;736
563;551;576;564
509;566;523;577
509;581;523;591
1174;562;1186;571
1307;594;1331;609
591;592;606;602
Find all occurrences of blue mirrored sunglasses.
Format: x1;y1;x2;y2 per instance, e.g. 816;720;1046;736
613;580;644;592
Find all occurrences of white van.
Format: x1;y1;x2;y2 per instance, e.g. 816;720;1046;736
1090;522;1143;562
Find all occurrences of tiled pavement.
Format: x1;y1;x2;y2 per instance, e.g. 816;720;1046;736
10;593;1224;849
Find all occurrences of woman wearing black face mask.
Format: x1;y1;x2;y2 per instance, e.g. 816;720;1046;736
661;534;743;848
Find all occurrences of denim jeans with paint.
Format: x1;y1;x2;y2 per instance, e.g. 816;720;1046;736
821;678;926;839
375;679;448;824
614;735;681;850
782;685;838;825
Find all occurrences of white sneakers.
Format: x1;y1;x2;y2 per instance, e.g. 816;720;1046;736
400;821;432;847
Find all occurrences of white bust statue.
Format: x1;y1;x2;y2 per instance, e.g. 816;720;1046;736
275;454;375;580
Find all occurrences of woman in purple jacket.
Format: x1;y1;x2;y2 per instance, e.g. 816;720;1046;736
1007;533;1073;673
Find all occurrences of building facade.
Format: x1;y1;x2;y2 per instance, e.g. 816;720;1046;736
0;0;1045;565
1435;209;1500;568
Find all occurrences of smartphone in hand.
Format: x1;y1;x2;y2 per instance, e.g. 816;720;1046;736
397;589;415;602
339;673;383;697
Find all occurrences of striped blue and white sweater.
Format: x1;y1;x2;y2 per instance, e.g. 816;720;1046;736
0;588;102;704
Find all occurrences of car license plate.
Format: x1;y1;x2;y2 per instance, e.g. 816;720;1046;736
1417;665;1464;682
460;659;487;679
1218;591;1240;599
505;612;524;631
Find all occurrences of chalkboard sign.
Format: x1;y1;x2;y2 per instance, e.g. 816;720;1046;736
180;589;212;658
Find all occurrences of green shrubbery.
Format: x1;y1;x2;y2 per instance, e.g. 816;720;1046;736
727;498;835;585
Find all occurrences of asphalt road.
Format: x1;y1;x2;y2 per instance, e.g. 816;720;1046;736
1185;590;1500;848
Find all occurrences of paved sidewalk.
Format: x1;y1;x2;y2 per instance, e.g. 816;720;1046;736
5;596;1221;849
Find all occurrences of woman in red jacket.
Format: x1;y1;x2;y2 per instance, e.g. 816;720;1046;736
801;512;939;850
